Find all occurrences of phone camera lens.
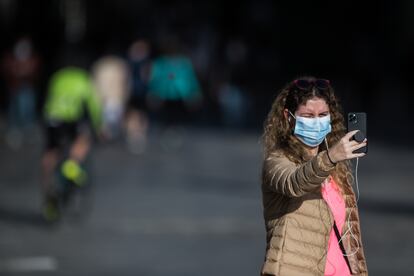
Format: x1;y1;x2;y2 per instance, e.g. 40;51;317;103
349;113;357;124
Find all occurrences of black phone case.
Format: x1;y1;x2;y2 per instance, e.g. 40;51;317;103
347;112;367;153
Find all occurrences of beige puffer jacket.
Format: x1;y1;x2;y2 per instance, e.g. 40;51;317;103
261;150;368;276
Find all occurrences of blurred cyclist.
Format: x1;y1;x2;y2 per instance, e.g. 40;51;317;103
41;66;102;221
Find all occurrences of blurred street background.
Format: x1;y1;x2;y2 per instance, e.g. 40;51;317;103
0;0;413;275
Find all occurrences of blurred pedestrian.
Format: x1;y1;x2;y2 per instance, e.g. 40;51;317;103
260;77;368;275
125;39;151;154
146;36;202;151
1;36;41;149
217;79;248;128
147;36;202;126
92;55;129;141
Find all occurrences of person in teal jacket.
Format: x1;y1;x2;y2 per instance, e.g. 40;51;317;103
41;66;102;221
146;44;203;126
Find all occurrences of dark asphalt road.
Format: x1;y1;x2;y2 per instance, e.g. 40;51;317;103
0;127;413;275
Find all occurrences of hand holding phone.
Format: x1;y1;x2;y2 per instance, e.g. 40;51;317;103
327;130;367;163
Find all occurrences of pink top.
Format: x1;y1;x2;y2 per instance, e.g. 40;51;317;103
321;178;351;276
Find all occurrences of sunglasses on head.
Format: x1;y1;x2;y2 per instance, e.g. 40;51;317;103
293;79;331;90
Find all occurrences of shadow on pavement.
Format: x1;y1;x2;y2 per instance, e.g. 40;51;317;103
0;205;48;227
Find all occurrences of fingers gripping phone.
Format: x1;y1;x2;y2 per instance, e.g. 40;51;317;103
347;112;368;154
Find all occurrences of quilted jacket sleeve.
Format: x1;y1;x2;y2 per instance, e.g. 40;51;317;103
263;150;336;197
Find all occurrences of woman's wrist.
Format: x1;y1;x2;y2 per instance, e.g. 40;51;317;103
326;150;337;165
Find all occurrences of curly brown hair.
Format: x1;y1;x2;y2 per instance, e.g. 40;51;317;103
263;76;353;193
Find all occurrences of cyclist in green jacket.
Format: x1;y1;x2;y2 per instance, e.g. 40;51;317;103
41;66;102;221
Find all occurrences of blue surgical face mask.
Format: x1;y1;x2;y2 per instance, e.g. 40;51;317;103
289;111;332;147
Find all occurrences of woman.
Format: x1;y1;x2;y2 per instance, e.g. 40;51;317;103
261;77;368;275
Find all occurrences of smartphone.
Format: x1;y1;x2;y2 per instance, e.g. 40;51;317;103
347;112;367;154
